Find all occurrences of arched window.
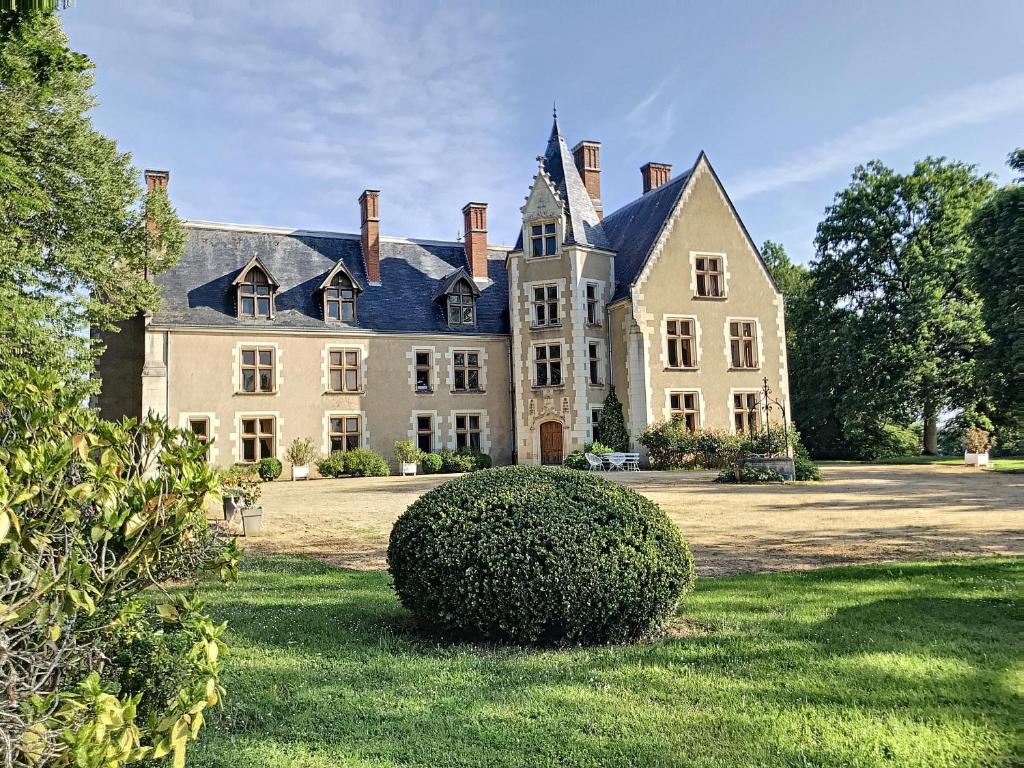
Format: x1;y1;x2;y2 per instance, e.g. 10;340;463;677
448;280;476;326
238;266;273;318
324;272;357;321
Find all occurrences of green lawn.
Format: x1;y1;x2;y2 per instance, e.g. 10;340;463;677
186;556;1022;768
821;455;1024;473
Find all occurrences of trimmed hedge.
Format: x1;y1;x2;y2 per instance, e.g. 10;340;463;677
387;466;694;645
256;457;283;481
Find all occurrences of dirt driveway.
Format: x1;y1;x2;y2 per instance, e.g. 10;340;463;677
237;464;1023;577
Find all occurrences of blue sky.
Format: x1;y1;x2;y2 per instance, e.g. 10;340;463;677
62;1;1024;265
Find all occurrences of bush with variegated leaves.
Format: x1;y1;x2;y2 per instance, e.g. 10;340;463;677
0;370;241;767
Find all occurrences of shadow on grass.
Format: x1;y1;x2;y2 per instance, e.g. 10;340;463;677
189;556;1022;768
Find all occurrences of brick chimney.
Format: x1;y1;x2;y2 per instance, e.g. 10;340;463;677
462;202;488;279
144;169;169;236
359;189;381;284
572;140;602;219
641;162;672;194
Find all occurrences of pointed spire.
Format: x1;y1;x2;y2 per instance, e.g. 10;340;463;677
548;101;561;145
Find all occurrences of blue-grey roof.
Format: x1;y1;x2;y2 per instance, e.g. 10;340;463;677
601;164;695;302
152;225;509;335
515;119;609;251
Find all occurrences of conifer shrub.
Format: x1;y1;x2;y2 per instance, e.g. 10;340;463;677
388;466;694;645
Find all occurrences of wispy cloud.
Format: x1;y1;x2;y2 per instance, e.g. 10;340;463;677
622;73;679;157
732;72;1024;200
77;1;523;240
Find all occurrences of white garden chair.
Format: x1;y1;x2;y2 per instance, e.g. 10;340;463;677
605;453;626;471
623;453;641;471
585;452;605;472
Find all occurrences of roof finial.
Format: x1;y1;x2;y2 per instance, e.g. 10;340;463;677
553;101;557;120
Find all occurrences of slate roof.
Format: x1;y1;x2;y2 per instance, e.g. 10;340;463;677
601;162;696;302
515;118;610;251
152;224;509;335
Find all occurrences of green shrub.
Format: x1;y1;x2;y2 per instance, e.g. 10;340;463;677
316;451;348;478
438;449;477;473
344;448;390;477
285;437;319;467
639;420;697;469
421;453;443;474
714;465;786;483
256;456;283;481
393;440;422;465
794;458;822;481
474;452;493;470
223;463;262;506
0;371;240;766
563;442;618;470
388;466;694;645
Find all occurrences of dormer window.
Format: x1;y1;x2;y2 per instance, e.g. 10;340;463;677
530;221;557;257
240;266;272;317
325;273;357;321
318;260;363;324
448;282;476;326
434;267;481;329
231;256;279;320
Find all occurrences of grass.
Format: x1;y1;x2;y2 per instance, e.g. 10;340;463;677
821;455;1024;473
186;556;1022;768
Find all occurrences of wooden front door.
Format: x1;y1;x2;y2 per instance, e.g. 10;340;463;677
540;421;563;465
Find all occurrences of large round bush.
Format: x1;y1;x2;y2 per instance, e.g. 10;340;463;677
387;466;694;645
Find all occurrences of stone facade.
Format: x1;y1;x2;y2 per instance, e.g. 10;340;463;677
94;117;789;472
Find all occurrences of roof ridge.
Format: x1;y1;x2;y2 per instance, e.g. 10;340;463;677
185;220;512;250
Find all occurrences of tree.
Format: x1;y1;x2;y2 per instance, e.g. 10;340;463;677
810;158;994;454
760;240;810;302
970;148;1024;429
0;8;183;397
597;387;629;452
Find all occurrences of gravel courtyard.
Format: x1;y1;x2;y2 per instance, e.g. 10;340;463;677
236;464;1023;577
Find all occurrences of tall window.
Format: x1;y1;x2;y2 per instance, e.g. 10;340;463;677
729;321;758;368
530;221;557;257
240;347;274;393
188;418;210;459
328;415;361;452
328;350;360;392
733;393;759;434
588;342;601;385
532;284;559;326
448;282;476;326
534;343;562;386
455;414;481;451
453;351;481;392
415;415;434;453
591;408;602;444
666;319;695;369
586;283;600;325
324;273;357;321
670;392;699;433
239;266;273;318
414;351;432;393
240;417;274;462
695;255;724;297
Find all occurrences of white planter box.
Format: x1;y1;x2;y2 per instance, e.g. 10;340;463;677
242;506;264;536
292;464;310;481
965;451;989;467
400;462;418;476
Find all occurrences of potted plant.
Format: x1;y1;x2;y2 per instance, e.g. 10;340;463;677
964;426;991;467
394;439;422;476
285;437;319;481
222;464;263;533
